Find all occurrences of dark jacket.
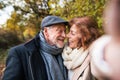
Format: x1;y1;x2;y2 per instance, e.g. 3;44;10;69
2;34;48;80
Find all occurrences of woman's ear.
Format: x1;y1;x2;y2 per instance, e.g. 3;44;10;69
77;35;83;49
77;38;81;49
81;36;86;49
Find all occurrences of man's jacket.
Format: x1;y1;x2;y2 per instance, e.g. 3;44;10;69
2;34;48;80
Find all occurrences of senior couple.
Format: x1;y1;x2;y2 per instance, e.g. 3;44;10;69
2;15;99;80
3;0;120;79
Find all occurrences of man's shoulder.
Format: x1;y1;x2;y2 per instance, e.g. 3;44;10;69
9;44;26;55
8;35;40;57
10;37;37;50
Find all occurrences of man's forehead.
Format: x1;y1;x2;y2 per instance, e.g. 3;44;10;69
50;24;66;29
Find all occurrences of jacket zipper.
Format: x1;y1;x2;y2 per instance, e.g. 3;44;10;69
29;56;34;80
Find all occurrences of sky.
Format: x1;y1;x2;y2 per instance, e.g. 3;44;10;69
0;6;14;25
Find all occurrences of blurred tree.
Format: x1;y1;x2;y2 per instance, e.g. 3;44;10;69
0;1;5;9
1;0;50;17
5;12;25;41
1;0;107;37
0;28;22;49
1;0;51;40
50;0;107;34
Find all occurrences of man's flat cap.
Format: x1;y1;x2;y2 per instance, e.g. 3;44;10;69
41;16;68;28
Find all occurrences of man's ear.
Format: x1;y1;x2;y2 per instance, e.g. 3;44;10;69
43;27;49;38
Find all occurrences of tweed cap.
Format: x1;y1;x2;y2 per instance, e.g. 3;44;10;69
41;16;68;28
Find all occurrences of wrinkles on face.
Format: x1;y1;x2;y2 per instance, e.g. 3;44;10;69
46;24;66;48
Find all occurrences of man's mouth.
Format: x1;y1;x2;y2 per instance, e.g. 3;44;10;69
58;39;64;42
58;37;65;42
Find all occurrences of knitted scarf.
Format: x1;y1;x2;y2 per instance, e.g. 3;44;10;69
39;31;67;80
62;46;90;80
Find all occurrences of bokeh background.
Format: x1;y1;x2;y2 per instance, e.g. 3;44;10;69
0;0;107;76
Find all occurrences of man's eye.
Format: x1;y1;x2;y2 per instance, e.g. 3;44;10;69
58;30;62;33
72;33;75;35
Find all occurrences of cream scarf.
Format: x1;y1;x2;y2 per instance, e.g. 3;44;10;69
90;35;112;80
62;46;90;80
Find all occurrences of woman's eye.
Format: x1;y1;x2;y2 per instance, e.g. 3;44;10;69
71;32;75;35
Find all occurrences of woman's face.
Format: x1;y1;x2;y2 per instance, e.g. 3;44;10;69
67;24;82;49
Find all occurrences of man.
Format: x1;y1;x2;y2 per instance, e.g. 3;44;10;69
2;16;68;80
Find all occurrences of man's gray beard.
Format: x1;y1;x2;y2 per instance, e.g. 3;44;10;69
55;42;65;48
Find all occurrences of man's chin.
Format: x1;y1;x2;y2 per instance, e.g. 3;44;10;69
56;43;64;48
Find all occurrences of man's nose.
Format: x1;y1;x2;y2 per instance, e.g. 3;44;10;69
61;31;66;37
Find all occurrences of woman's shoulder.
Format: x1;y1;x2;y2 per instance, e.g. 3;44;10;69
94;35;111;43
89;35;111;51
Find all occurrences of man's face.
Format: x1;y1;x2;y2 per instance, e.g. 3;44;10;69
44;24;66;48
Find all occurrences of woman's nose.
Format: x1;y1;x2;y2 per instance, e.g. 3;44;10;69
66;33;70;38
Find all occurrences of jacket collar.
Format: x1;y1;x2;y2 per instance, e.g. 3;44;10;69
24;33;40;55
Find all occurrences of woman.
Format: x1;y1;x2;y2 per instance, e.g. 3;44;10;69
90;0;120;80
62;16;100;80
